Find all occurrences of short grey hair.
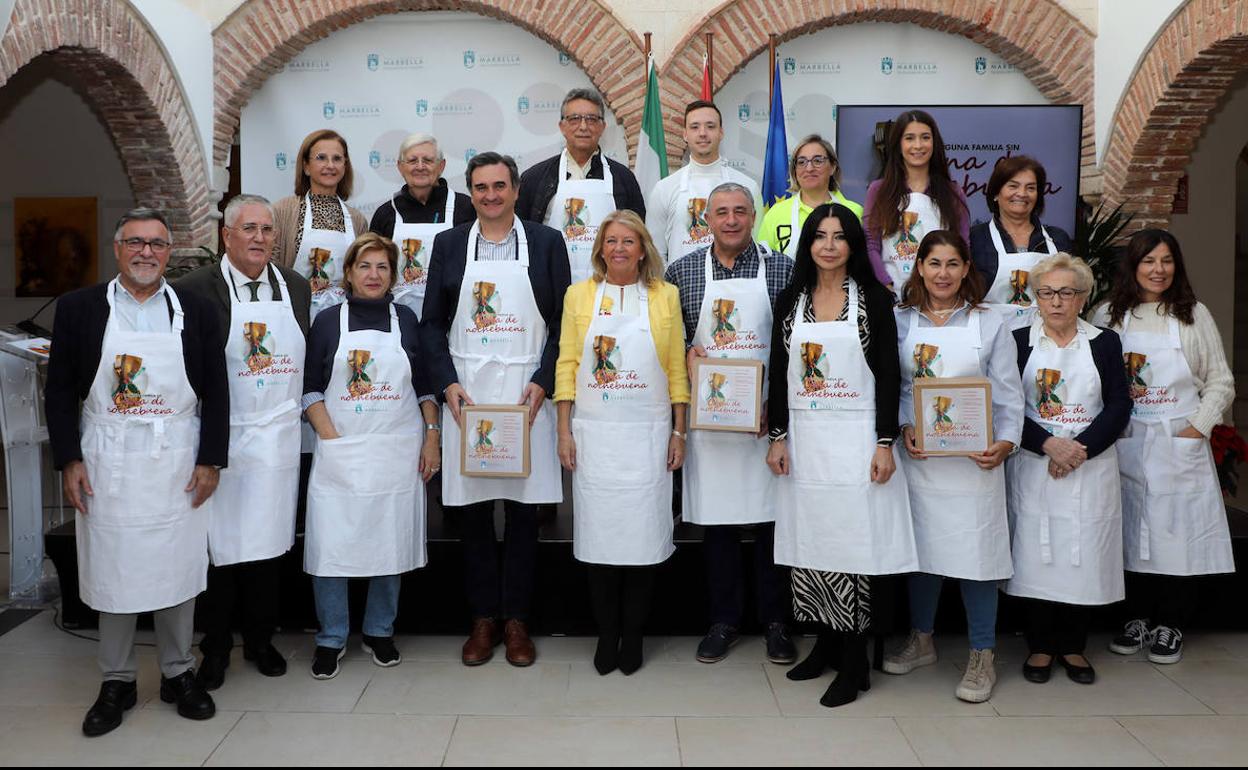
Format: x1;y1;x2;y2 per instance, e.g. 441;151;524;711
223;194;274;227
398;133;443;161
1031;252;1094;293
113;208;171;242
465;152;520;189
561;88;604;118
707;182;755;214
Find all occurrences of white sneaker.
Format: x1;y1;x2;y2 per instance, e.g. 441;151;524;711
882;630;937;675
955;648;996;703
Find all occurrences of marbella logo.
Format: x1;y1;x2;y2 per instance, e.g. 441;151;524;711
285;58;330;73
369;53;425;71
975;56;987;75
975;56;1020;75
559;52;572;66
323;101;335;120
783;57;796;75
463;50;475;68
465;148;478;161
881;57;893;75
882;56;937;75
332;104;382;119
464;50;521;69
369;150;381;169
797;60;842;75
431;101;474;116
738;103;751;123
367;53;379;71
415;99;428;117
275;152;287;171
517;96;529;115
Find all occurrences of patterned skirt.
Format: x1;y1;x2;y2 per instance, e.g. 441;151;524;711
792;568;871;633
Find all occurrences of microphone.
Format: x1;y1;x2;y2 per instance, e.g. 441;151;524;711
16;294;58;338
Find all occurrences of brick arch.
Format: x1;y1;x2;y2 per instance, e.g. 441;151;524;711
658;0;1095;174
212;0;646;168
1101;0;1248;232
0;0;214;245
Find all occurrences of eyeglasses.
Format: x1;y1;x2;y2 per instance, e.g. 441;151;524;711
1035;287;1087;301
118;237;172;254
232;223;276;238
311;153;345;165
401;156;439;168
561;114;604;126
794;155;830;169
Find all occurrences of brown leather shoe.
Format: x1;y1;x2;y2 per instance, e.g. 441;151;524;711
462;618;501;666
503;619;536;667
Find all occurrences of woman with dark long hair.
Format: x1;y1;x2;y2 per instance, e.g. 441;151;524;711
863;110;970;299
1091;229;1235;665
766;203;916;708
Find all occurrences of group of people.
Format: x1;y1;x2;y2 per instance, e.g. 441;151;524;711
43;91;1236;738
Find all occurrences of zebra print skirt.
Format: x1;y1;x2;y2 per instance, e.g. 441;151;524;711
792;568;871;632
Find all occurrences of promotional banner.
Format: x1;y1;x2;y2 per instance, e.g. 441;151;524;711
241;12;629;216
717;22;1048;192
836;105;1083;233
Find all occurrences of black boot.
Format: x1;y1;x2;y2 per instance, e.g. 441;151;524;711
618;567;655;676
588;566;621;675
786;630;842;681
820;632;870;708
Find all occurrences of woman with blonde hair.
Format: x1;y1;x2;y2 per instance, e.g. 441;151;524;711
1006;252;1130;686
759;134;864;257
554;210;689;675
273;129;370;318
302;232;440;680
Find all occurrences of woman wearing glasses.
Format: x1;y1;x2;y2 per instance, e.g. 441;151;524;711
1006;253;1131;686
759;135;864;258
368;133;475;321
273;129;370;319
1091;230;1235;665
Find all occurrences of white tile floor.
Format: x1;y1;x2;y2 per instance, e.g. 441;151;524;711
2;610;1248;766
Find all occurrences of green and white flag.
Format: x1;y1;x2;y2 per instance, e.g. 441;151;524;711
635;56;669;195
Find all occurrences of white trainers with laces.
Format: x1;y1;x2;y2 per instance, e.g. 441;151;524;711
955;648;997;703
882;629;937;675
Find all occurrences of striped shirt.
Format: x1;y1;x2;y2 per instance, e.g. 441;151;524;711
663;242;794;345
475;228;519;262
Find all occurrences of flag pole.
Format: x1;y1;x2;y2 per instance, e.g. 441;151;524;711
705;32;714;95
644;31;651;67
769;34;777;103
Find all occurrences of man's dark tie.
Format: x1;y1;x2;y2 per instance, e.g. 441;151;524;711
246;281;261;302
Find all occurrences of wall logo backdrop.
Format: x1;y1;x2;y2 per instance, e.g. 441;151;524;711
716;22;1047;194
241;12;628;216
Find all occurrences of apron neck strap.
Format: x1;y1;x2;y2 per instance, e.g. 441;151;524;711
798;278;859;320
468;216;529;265
304;193;353;236
107;277;183;332
593;278;649;331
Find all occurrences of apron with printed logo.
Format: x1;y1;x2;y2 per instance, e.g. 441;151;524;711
983;219;1057;331
664;164;731;264
881;192;942;300
545;153;616;285
293;194;354;319
392;192;454;321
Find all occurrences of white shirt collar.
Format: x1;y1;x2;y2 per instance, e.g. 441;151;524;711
562;148;596;179
116;277;168;305
1030;316;1102;349
224;254;269;287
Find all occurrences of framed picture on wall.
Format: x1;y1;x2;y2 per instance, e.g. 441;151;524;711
15;196;98;298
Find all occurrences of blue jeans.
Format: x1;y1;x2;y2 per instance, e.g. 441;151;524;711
908;573;998;650
312;575;402;649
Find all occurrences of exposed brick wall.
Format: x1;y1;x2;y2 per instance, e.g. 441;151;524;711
0;0;214;246
658;0;1097;179
212;0;646;167
1101;0;1248;234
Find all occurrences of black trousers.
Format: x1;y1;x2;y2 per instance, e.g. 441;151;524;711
704;523;788;627
198;557;281;657
586;564;656;640
456;500;539;621
1023;597;1090;656
1127;572;1198;629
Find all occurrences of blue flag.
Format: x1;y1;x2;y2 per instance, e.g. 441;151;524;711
761;62;789;210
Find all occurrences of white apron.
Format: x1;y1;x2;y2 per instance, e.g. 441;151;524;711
983;219;1057;331
1006;324;1124;605
441;217;563;507
774;284;918;575
1117;312;1234;575
571;280;675;565
293;194;354;319
665;163;730;264
304;302;427;576
683;244;776;525
392;191;454;321
545;152;616;285
207;261;304;566
882;191;942;299
898;307;1012;580
77;280;207;614
782;196;808;259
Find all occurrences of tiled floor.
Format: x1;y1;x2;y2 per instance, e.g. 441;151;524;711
2;609;1248;766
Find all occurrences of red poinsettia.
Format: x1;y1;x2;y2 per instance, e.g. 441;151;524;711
1210;425;1248;496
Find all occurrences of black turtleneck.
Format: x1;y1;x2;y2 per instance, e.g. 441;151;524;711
302;293;431;400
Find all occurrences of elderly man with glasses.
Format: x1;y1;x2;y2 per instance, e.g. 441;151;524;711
516;88;646;284
175;194;313;692
44;208;229;736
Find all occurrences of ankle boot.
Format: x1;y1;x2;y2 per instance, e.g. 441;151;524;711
786;631;842;681
820;632;870;708
594;634;620;675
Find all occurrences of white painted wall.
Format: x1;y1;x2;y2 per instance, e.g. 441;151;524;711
1094;0;1183;163
0;66;132;325
129;0;215;178
1167;74;1248;369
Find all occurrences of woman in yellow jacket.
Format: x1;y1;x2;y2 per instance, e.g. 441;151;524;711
555;209;690;676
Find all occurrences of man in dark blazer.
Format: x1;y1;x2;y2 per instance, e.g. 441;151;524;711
421;152;570;668
45;207;227;736
175;194;312;691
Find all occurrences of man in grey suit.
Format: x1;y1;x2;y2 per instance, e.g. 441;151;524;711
176;194;312;690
